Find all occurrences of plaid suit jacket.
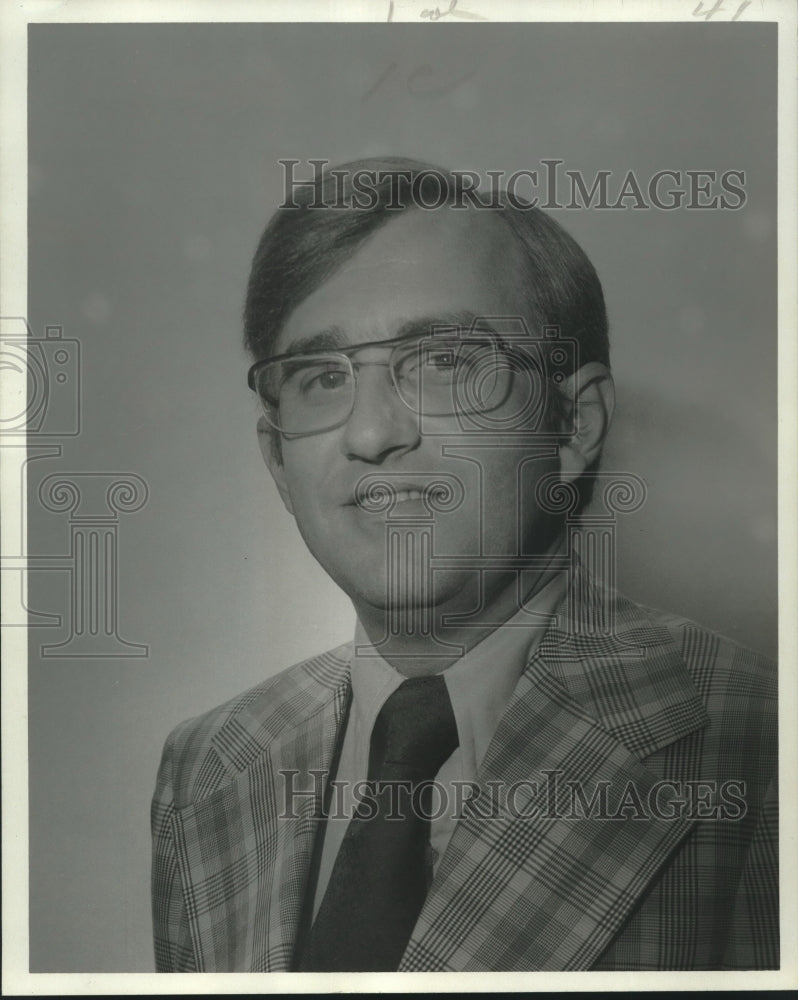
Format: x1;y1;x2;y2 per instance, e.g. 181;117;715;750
151;573;778;971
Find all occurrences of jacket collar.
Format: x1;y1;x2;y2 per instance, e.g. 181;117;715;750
535;565;709;759
210;645;352;773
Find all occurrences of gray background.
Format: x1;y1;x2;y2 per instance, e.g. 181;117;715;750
26;22;776;972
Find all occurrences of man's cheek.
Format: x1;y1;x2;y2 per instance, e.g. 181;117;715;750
281;454;326;514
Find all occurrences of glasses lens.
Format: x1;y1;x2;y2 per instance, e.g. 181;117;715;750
254;355;354;434
457;342;547;432
393;338;514;416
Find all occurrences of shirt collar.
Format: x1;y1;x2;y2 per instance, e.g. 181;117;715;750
350;562;567;775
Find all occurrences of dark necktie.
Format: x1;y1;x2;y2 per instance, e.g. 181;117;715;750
297;673;459;972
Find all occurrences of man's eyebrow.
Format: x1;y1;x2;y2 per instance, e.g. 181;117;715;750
279;313;497;357
280;328;347;356
394;312;496;339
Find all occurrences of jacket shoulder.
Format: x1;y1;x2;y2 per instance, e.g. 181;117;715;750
642;604;776;702
154;642;352;809
631;602;777;777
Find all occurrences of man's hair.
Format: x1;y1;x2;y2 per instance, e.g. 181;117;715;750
244;156;609;369
244;157;610;508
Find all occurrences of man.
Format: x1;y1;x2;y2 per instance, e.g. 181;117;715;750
151;158;778;972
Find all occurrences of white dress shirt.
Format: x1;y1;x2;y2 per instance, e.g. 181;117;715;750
312;567;567;919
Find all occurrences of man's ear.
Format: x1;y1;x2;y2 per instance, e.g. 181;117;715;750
257;416;294;515
557;363;615;483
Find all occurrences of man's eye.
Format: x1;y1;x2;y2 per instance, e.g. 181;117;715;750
300;365;350;395
417;348;463;378
316;369;348;389
425;350;457;371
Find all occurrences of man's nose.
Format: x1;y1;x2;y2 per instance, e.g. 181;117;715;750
340;362;420;463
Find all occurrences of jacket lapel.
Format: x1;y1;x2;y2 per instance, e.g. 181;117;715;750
170;651;351;971
401;572;710;971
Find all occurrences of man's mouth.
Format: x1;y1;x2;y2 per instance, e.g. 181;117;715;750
392;488;425;504
349;480;446;510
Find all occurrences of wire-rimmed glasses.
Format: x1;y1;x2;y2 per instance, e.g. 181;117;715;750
247;331;546;437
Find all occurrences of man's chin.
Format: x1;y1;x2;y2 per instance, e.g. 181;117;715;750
337;570;478;620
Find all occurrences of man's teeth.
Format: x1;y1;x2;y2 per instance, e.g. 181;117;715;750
353;486;445;507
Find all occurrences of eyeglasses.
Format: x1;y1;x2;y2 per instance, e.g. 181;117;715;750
247;331;547;437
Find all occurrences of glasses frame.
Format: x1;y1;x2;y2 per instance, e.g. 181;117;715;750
247;329;546;438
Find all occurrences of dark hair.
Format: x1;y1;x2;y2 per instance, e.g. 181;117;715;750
244;157;610;507
244;157;609;368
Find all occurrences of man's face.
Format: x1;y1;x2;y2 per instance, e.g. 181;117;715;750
262;208;563;625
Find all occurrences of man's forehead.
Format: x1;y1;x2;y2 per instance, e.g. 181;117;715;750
360;204;518;253
275;207;529;352
337;206;525;278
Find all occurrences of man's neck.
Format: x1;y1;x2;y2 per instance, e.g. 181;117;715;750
353;537;566;678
